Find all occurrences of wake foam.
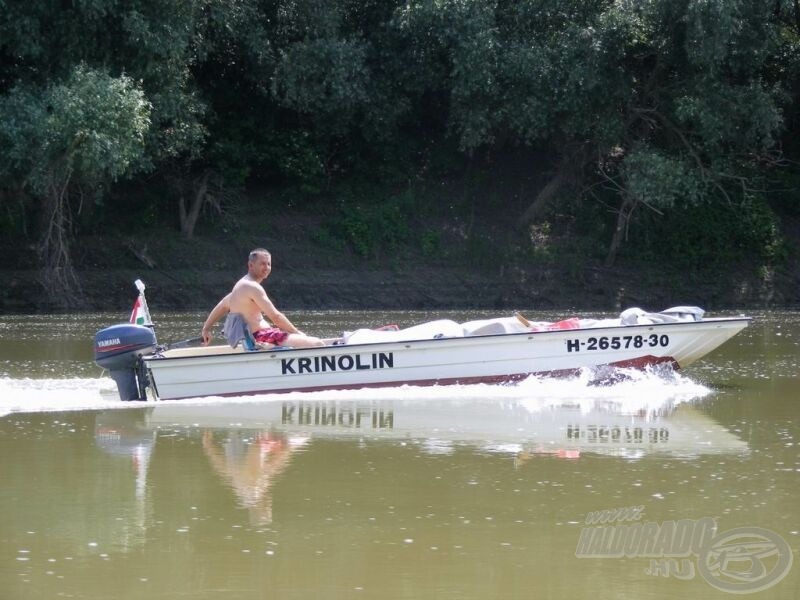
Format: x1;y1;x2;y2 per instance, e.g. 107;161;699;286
0;365;711;417
0;377;122;417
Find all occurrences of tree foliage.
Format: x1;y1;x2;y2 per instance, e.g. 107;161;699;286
1;0;799;299
0;65;151;302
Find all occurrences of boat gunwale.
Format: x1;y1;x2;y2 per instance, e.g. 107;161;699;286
143;316;751;364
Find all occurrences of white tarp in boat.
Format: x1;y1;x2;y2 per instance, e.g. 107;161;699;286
340;307;705;345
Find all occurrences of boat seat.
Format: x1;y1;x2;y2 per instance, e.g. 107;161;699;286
161;345;248;358
160;343;293;358
240;329;293;352
241;328;262;351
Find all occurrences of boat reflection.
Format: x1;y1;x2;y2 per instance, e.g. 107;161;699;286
141;395;749;459
93;394;748;536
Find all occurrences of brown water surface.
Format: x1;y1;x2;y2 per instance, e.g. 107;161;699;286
0;310;797;599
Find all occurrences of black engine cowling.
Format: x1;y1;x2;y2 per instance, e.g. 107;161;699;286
94;324;157;400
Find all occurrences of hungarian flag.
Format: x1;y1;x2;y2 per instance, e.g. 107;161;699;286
130;279;153;326
130;296;149;325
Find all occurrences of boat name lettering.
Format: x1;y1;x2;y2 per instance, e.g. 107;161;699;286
567;425;670;444
566;334;670;353
97;338;121;348
281;352;394;375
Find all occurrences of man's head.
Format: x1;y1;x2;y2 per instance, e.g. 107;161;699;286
249;248;270;263
248;248;272;281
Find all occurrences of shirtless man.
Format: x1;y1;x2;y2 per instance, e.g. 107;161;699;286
201;248;325;348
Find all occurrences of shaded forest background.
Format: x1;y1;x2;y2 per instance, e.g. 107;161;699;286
2;0;800;312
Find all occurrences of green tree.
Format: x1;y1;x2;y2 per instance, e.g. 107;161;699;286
0;0;797;289
485;0;785;264
0;0;273;240
0;66;151;303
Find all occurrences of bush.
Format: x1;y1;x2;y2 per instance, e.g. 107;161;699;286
317;189;415;258
623;196;786;269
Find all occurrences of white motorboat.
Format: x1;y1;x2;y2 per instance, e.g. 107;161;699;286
93;283;750;401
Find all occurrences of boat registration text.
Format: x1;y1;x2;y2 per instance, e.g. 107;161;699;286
566;334;670;353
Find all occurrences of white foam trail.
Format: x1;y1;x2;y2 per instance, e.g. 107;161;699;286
0;366;711;417
0;377;124;416
515;366;712;415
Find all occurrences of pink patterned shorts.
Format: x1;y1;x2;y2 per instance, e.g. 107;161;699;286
253;327;289;345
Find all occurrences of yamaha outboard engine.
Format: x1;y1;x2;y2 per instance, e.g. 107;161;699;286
94;324;157;401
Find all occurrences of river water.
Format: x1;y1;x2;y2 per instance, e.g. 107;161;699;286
0;309;797;599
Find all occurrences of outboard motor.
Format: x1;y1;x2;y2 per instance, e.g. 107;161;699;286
94;324;157;401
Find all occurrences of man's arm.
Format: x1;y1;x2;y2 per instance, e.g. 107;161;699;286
201;293;232;345
250;285;302;334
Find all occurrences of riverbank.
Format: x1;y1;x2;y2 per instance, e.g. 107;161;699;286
2;205;797;314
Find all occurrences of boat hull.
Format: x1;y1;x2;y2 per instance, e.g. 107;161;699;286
143;317;749;400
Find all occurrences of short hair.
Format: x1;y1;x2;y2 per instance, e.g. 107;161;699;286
249;248;271;263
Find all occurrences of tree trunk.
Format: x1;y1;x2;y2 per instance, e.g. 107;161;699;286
794;0;800;33
37;172;82;306
519;145;589;226
179;171;211;239
604;195;637;267
519;164;569;225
